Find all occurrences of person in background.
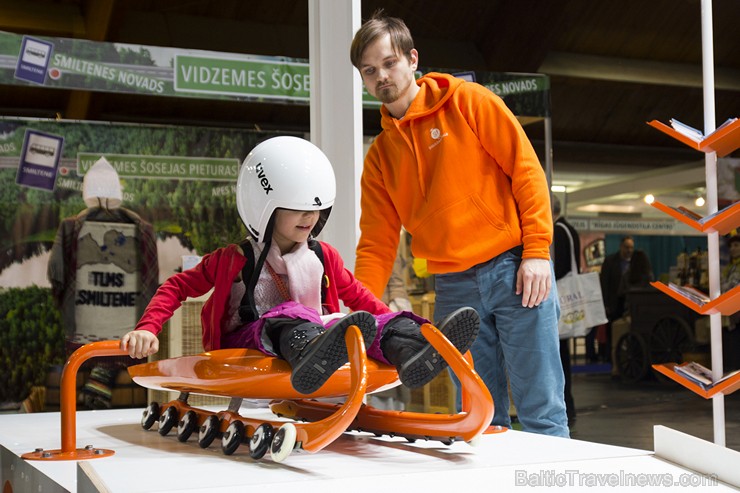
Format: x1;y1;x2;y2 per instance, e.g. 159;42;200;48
721;235;740;372
597;235;634;363
618;249;654;316
121;136;480;395
552;196;579;427
349;11;568;437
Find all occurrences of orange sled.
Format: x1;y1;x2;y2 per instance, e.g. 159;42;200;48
25;324;494;463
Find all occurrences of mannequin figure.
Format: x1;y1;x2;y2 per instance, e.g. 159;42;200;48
47;157;158;408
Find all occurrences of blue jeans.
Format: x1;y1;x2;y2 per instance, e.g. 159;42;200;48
434;246;570;438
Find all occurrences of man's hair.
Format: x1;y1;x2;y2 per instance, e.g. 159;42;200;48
552;195;561;216
350;10;415;69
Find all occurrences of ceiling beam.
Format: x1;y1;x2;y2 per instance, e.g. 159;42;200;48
566;161;706;206
539;52;740;92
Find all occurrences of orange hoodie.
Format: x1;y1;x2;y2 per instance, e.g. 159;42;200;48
355;72;553;297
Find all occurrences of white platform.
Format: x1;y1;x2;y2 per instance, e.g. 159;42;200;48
1;408;737;492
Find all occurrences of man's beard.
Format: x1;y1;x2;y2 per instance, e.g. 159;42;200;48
376;84;400;104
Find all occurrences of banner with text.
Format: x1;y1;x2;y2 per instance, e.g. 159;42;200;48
0;30;549;117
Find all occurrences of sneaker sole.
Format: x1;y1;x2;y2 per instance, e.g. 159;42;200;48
438;307;480;356
398;308;480;389
290;312;377;394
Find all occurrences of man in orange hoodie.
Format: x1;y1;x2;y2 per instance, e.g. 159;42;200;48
350;12;568;437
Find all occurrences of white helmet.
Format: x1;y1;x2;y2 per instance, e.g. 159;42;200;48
236;136;336;242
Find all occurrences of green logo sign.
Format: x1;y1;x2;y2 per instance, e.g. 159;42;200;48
174;55;310;100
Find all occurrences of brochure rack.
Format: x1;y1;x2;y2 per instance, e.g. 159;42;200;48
648;118;740;158
650;276;740;316
645;3;738;446
651;199;740;236
652;363;740;399
649;152;740;402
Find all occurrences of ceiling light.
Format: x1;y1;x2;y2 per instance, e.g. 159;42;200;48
644;194;655;204
695;196;705;207
551;185;566;192
576;204;640;213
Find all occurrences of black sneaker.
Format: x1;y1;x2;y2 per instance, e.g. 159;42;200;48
289;311;377;394
436;307;480;357
389;307;480;389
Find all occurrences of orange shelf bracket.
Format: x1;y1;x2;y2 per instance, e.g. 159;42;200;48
650;281;740;316
647;118;740;157
652;363;740;399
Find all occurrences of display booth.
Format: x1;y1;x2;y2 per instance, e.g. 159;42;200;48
2;3;739;492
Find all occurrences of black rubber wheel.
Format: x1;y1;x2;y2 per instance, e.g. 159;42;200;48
249;423;274;460
221;421;245;456
615;332;649;384
176;410;198;443
158;406;178;436
650;316;695;365
198;415;220;449
141;402;160;430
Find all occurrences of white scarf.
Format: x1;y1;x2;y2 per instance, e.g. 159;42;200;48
263;241;323;313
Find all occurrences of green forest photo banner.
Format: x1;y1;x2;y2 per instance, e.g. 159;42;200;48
0;117;295;276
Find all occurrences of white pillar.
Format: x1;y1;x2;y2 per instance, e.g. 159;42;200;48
308;0;364;272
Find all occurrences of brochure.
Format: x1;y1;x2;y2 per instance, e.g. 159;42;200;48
674;361;740;390
692;200;740;224
667;283;710;306
669;117;738;143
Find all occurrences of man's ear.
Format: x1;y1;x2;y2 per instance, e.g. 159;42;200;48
409;49;419;70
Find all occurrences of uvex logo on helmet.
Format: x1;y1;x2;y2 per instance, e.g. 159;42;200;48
255;162;273;194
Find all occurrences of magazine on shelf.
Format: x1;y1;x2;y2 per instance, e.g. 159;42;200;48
667;283;710;306
674;362;740;390
669;117;738;143
666;200;740;225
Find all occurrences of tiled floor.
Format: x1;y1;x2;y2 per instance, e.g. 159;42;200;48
568;368;740;452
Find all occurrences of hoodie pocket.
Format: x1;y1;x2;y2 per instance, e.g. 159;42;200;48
411;193;511;260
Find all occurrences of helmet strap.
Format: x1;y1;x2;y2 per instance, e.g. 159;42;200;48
238;214;276;322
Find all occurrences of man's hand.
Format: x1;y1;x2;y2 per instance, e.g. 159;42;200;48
120;330;159;359
516;258;552;308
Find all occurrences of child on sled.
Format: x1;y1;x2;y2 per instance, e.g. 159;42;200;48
121;136;479;394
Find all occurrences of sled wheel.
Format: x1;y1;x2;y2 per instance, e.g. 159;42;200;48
467;435;482;447
440;437;455;446
198;415;220;449
221;420;245;456
615;332;649;384
249;423;274;460
270;423;297;463
141;402;160;430
177;410;198;442
158;406;178;436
